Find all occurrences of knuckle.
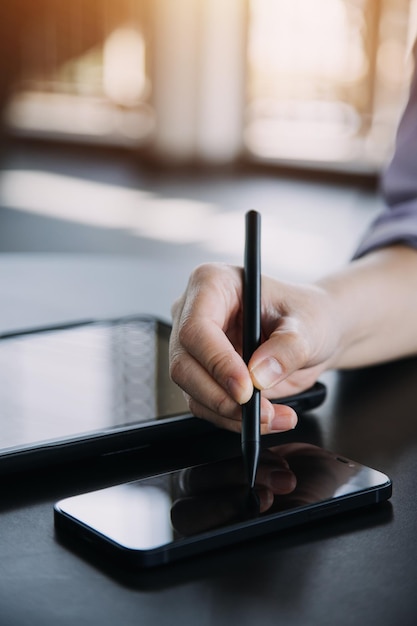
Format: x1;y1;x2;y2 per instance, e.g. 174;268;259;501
177;319;196;349
286;330;309;364
188;385;232;421
169;350;186;385
192;262;219;282
212;391;233;418
206;350;234;383
188;397;241;433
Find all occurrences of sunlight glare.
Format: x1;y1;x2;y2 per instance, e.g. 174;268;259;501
103;27;147;107
250;0;367;85
0;170;352;281
0;170;216;245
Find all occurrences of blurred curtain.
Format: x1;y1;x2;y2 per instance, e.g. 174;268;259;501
150;0;247;164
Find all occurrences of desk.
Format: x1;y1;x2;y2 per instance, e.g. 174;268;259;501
1;255;417;626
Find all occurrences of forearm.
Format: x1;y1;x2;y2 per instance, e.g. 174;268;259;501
318;245;417;369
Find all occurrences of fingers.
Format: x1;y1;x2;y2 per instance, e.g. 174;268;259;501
264;400;298;433
169;265;326;434
246;281;335;397
248;308;331;398
249;318;316;392
171;325;298;431
170;264;254;429
186;395;297;433
170;322;252;431
171;318;252;407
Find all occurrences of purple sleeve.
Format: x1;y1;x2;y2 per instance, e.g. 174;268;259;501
354;43;417;259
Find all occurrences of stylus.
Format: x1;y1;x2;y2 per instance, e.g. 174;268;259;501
242;210;261;489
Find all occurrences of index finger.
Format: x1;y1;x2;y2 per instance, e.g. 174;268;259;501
170;264;253;405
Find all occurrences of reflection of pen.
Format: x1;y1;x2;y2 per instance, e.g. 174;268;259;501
242;210;261;489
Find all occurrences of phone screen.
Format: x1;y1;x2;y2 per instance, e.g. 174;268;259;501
0;316;188;453
55;443;391;563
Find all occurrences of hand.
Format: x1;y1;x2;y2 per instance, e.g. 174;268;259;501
169;263;340;434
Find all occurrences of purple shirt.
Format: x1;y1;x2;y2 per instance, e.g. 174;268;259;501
354;43;417;258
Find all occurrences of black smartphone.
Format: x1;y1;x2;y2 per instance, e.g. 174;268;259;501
0;314;326;474
54;442;392;569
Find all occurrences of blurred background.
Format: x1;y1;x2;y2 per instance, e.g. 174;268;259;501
1;0;414;170
0;0;416;290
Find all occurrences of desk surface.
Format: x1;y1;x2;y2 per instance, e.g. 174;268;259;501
1;256;417;626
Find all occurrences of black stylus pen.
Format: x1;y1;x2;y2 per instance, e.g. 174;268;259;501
242;210;261;488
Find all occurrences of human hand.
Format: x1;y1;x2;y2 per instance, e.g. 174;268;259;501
169;263;339;434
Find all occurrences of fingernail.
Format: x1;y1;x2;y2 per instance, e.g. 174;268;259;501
260;402;274;422
270;411;297;432
250;357;283;390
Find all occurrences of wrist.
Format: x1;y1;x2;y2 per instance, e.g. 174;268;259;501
314;268;366;370
316;246;417;369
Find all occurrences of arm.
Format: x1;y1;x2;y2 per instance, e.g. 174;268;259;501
169;247;417;435
169;43;417;435
317;245;417;370
354;42;417;258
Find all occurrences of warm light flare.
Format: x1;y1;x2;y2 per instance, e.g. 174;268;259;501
103;27;148;107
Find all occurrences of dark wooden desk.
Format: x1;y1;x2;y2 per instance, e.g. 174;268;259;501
1;360;417;626
0;257;416;626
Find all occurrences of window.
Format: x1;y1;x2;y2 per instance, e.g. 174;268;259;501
5;0;153;146
4;0;415;172
246;0;415;172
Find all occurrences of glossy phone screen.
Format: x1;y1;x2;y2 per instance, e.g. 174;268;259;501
0;316;188;454
55;443;392;565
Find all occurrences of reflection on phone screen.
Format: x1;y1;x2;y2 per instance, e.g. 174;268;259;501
57;443;389;551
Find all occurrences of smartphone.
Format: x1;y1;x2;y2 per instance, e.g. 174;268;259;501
54;442;392;569
0;314;326;474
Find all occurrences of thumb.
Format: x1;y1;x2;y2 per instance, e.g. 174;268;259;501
248;326;310;390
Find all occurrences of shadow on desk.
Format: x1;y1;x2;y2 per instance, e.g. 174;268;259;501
54;498;393;592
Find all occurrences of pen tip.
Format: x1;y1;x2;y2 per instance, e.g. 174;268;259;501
247;487;261;516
